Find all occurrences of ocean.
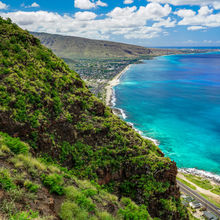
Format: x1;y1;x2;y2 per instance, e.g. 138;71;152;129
113;52;220;179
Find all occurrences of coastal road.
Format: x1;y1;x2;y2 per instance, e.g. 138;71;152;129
177;180;220;218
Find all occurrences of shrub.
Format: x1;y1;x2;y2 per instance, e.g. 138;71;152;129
0;132;29;154
76;195;96;212
59;201;84;220
65;186;81;200
41;173;64;195
64;186;96;212
10;209;39;220
98;211;115;220
24;180;40;193
82;188;97;197
0;200;17;216
0;169;16;191
10;154;46;171
8;188;26;202
118;197;150;220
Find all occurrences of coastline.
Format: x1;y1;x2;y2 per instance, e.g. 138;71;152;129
105;63;159;146
105;56;220;185
178;168;220;184
105;65;131;106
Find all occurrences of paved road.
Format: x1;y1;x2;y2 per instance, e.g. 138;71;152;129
177;180;220;218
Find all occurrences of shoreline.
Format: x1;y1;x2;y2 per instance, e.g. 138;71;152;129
105;64;131;106
178;168;220;184
105;56;220;184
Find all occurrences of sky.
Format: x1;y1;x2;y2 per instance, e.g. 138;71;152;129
1;0;220;47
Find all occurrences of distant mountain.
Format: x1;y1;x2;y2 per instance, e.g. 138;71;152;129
32;32;153;59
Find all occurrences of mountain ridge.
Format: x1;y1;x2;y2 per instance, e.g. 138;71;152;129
0;17;188;219
31;32;153;59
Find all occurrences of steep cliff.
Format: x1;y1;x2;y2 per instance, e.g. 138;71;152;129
0;17;188;219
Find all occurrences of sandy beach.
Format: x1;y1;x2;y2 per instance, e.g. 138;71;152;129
105;65;131;106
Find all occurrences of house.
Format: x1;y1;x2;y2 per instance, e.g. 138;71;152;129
184;195;194;203
203;211;218;220
189;201;201;209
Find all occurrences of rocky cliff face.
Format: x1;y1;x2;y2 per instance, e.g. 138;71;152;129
0;17;188;219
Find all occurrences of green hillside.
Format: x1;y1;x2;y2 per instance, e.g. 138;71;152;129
32;32;153;59
0;131;153;219
0;17;188;219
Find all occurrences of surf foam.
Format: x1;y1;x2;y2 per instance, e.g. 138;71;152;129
179;168;220;183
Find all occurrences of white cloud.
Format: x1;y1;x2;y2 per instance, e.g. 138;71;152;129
184;40;197;44
182;39;219;45
74;0;95;9
203;40;212;43
74;0;107;9
75;11;97;20
0;1;7;9
213;2;220;9
176;6;220;28
24;2;40;8
187;26;206;31
198;6;213;16
107;6;137;19
96;0;107;7
107;3;171;28
0;3;173;40
174;9;196;17
31;2;40;8
124;26;162;39
124;0;134;4
137;3;171;20
148;0;220;7
153;17;176;27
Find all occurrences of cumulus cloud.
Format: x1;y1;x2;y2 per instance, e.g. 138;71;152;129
0;1;7;9
0;3;173;40
175;6;220;28
107;3;171;27
24;2;40;8
124;26;161;39
148;0;220;7
96;0;108;7
75;11;97;20
187;26;206;31
137;3;171;20
153;17;176;27
124;0;134;4
198;6;213;16
175;9;196;17
74;0;96;9
213;2;220;9
74;0;107;9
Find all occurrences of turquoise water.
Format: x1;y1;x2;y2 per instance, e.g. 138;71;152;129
114;52;220;175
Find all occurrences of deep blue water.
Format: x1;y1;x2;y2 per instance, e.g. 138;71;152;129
114;52;220;175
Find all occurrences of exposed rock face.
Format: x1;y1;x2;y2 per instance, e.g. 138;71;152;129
0;17;188;219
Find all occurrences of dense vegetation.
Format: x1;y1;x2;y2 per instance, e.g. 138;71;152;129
0;17;188;219
0;132;153;219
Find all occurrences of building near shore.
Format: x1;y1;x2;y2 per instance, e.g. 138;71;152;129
189;201;201;209
182;195;194;203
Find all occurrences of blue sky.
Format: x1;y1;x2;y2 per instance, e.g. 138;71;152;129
1;0;220;47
